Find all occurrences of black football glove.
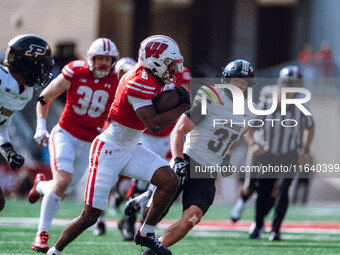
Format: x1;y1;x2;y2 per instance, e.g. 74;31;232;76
174;86;190;106
221;154;234;177
173;157;189;185
0;142;25;170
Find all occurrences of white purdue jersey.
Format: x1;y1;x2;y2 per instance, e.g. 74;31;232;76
0;65;33;143
183;85;255;166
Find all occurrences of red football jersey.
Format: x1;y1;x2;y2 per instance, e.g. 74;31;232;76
144;66;191;137
58;60;118;142
108;64;164;130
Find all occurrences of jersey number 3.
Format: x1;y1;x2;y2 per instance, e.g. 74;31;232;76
207;128;239;157
72;86;109;118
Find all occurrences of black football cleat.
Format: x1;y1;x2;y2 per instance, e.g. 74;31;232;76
140;248;156;255
135;229;171;255
125;190;152;216
249;226;263;239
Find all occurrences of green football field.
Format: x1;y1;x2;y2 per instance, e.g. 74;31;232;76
0;198;340;255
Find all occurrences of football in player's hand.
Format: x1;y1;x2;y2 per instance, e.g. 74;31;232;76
153;89;181;113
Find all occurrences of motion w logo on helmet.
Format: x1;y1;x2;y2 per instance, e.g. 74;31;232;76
145;42;169;58
25;44;47;57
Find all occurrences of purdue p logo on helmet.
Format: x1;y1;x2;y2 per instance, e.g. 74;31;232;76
25;44;47;57
5;34;54;88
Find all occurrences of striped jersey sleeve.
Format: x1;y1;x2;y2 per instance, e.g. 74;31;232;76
61;60;86;81
125;79;157;100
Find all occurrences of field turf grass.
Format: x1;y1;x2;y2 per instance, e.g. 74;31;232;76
0;198;339;255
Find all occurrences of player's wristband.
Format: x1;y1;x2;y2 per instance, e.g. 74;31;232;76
36;118;47;130
304;147;310;154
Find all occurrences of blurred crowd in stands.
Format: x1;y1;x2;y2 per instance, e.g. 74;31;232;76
298;40;334;78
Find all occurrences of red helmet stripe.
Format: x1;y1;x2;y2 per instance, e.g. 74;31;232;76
103;39;106;51
107;39;110;52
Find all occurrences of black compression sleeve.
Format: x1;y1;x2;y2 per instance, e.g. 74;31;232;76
184;100;206;126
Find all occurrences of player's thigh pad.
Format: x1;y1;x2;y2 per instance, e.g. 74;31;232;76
140;133;170;159
49;125;76;174
65;140;92;195
122;143;169;182
85;137;136;210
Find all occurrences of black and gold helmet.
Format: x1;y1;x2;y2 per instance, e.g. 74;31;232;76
4;34;54;88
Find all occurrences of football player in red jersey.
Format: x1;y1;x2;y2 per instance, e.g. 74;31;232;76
92;57;137;237
47;35;190;255
141;66;191;160
116;67;191;241
28;38;120;253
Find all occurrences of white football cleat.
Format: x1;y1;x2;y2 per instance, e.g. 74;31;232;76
230;198;247;222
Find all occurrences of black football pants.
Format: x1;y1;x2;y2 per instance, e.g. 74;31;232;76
254;151;298;232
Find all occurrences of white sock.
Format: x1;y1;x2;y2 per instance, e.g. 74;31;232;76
37;191;61;234
47;246;62;255
36;180;53;195
236;197;244;206
98;215;105;223
139;223;155;236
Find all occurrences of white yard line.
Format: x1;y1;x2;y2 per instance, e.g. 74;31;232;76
1;217;340;234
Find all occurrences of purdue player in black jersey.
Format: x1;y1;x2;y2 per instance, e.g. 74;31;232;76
0;34;53;211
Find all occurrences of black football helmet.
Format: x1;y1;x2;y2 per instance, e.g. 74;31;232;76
222;59;255;87
278;65;302;87
4;34;54;88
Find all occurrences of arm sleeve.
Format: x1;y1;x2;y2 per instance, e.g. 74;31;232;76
184;99;206;126
127;95;153;110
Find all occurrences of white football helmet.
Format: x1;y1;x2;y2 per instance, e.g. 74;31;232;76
278;65;302;87
115;57;136;71
87;38;119;78
138;35;183;84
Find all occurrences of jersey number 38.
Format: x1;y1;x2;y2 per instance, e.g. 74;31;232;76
72;86;109;118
